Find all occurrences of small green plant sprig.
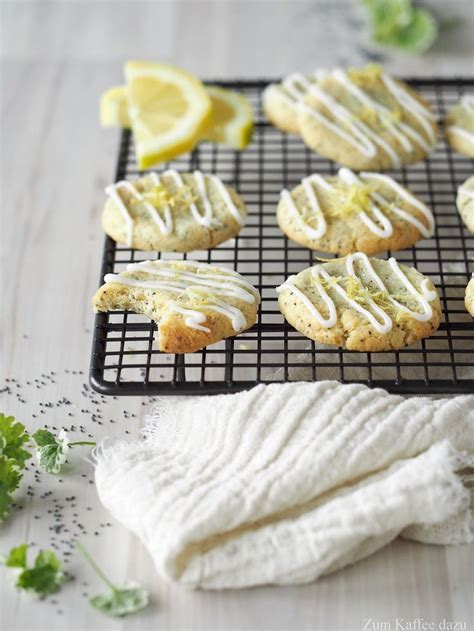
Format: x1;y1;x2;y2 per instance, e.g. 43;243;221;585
363;0;438;54
0;414;31;523
2;544;67;598
76;543;149;617
32;429;96;474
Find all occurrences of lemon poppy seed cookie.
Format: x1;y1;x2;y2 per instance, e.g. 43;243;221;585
445;95;474;158
102;170;248;252
278;168;434;255
92;259;260;354
297;65;438;171
465;277;474;317
277;253;441;352
456;176;474;233
263;71;320;134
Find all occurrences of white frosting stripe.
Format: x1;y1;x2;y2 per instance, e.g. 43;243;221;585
277;252;437;333
104;182;135;247
299;68;436;166
106;171;246;243
460;95;474;110
447;126;474;143
458;185;474;200
282;72;313;101
103;260;258;333
361;172;435;237
381;73;436;144
167;302;210;333
148;172;173;235
209;175;246;226
281;168;434;241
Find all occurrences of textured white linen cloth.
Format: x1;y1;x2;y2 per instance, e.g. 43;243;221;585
94;381;474;589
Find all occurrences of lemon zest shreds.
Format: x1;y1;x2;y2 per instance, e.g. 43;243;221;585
326;182;376;219
344;276;419;324
130;184;197;211
347;64;382;87
359;105;379;126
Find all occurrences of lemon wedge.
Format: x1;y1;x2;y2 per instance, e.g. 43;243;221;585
202;86;254;149
125;61;212;169
100;86;131;128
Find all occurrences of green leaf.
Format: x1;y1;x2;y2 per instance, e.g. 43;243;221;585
36;443;65;474
4;543;28;568
90;586;149;617
363;0;438;54
35;550;61;572
31;429;56;447
76;542;149;618
0;414;31;468
32;429;69;474
3;546;66;599
16;565;65;599
0;456;23;523
380;8;438;54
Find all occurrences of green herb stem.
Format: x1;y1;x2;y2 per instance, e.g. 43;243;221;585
75;542;116;591
69;441;97;447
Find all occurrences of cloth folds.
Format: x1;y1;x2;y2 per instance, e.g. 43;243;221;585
94;381;474;589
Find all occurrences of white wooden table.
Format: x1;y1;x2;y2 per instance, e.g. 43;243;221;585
2;2;473;630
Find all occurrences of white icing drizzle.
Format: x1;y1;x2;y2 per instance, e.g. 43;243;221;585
447;126;474;143
102;260;258;333
299;68;436;167
208;175;246;225
280;175;327;239
338;168;392;238
332;69;433;153
276;252;437;334
460;95;474;110
104;182;136;248
359;171;435;238
164;169;214;228
167;302;210;333
447;94;474;143
458;185;474;200
381;72;436;143
280;168;434;241
282;72;318;102
147;172;173;235
106;170;246;243
105;177;175;247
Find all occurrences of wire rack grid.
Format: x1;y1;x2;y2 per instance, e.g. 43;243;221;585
90;78;474;396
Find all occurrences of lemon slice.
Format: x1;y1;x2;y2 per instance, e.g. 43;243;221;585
202;86;254;150
125;61;212;169
100;86;131;128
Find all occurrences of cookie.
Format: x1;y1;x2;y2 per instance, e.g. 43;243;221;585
102;170;247;252
445;95;474;158
277;252;441;352
92;259;260;354
456;175;474;233
297;65;438;171
278;168;434;255
263;71;320;134
466;277;474;317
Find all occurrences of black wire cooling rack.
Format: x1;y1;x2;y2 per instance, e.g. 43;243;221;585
90;78;474;396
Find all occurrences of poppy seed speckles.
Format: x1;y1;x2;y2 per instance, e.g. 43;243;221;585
1;363;150;614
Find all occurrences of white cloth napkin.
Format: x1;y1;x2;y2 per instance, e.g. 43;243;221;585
94;381;474;589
